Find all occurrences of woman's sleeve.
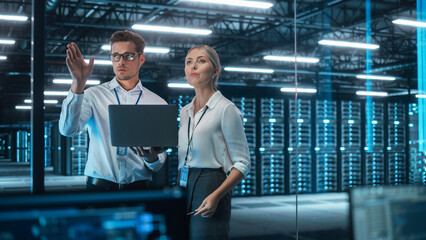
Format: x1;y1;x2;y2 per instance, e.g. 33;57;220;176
221;104;251;177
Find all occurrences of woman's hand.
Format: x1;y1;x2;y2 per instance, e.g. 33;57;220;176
194;193;220;218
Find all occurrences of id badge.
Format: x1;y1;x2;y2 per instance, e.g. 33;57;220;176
179;166;189;188
117;147;128;156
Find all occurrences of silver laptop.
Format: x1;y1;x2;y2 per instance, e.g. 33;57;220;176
109;104;178;147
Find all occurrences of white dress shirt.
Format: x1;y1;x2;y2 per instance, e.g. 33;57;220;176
59;78;167;184
178;91;251;177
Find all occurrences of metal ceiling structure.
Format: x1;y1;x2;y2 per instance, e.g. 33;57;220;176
0;0;419;124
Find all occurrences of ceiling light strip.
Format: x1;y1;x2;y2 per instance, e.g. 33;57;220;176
318;40;379;49
181;0;273;9
393;19;426;28
280;87;317;93
356;91;388;97
44;91;69;96
0;39;16;45
224;67;274;73
0;14;28;21
53;79;100;85
24;99;59;104
101;45;170;53
132;24;212;35
356;74;396;81
167;83;194;89
264;55;319;63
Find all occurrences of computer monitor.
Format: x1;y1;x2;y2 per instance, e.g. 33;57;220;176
0;189;188;240
349;185;426;240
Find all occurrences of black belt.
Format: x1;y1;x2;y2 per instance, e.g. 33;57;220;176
87;176;148;190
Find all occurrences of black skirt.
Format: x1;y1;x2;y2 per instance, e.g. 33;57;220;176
186;168;231;240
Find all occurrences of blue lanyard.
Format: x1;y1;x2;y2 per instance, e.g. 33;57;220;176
114;88;142;105
114;88;142;156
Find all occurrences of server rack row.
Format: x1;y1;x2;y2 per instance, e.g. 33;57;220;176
13;125;54;167
38;95;422;195
163;96;415;195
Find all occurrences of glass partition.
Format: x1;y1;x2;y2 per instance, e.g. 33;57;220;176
295;1;424;240
2;0;424;239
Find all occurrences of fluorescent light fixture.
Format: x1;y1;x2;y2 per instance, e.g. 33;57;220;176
94;59;111;65
53;79;100;85
24;99;58;104
280;87;317;93
145;47;170;53
356;74;396;81
0;39;15;45
132;24;212;35
318;40;379;50
356;90;388;97
83;59;112;65
0;56;6;60
416;94;426;98
181;0;273;9
167;83;194;88
0;14;28;21
224;67;274;73
15;105;31;110
264;55;319;63
44;91;69;96
101;45;170;53
393;19;426;28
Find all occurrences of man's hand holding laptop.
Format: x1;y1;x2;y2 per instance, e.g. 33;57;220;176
130;147;166;163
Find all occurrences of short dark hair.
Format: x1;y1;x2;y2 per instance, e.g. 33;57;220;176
110;30;145;53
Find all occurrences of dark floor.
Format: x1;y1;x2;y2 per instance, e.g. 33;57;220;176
0;157;351;240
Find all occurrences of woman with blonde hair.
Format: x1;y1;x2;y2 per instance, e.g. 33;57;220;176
178;45;251;239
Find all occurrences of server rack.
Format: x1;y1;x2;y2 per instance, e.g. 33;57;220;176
16;130;30;163
232;97;257;196
387;102;406;185
408;103;426;184
260;98;285;195
315;100;338;192
44;124;52;167
365;101;385;186
289;99;312;193
70;130;88;176
341;101;362;190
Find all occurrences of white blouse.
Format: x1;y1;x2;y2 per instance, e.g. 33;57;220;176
178;91;251;177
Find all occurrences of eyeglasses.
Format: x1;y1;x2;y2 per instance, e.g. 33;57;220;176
109;53;140;62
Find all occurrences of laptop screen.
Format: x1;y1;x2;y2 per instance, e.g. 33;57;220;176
350;185;426;240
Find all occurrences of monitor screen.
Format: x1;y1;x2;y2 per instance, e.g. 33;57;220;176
350;185;426;240
0;189;188;240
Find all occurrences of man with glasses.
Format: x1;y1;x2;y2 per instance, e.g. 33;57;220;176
59;30;167;191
